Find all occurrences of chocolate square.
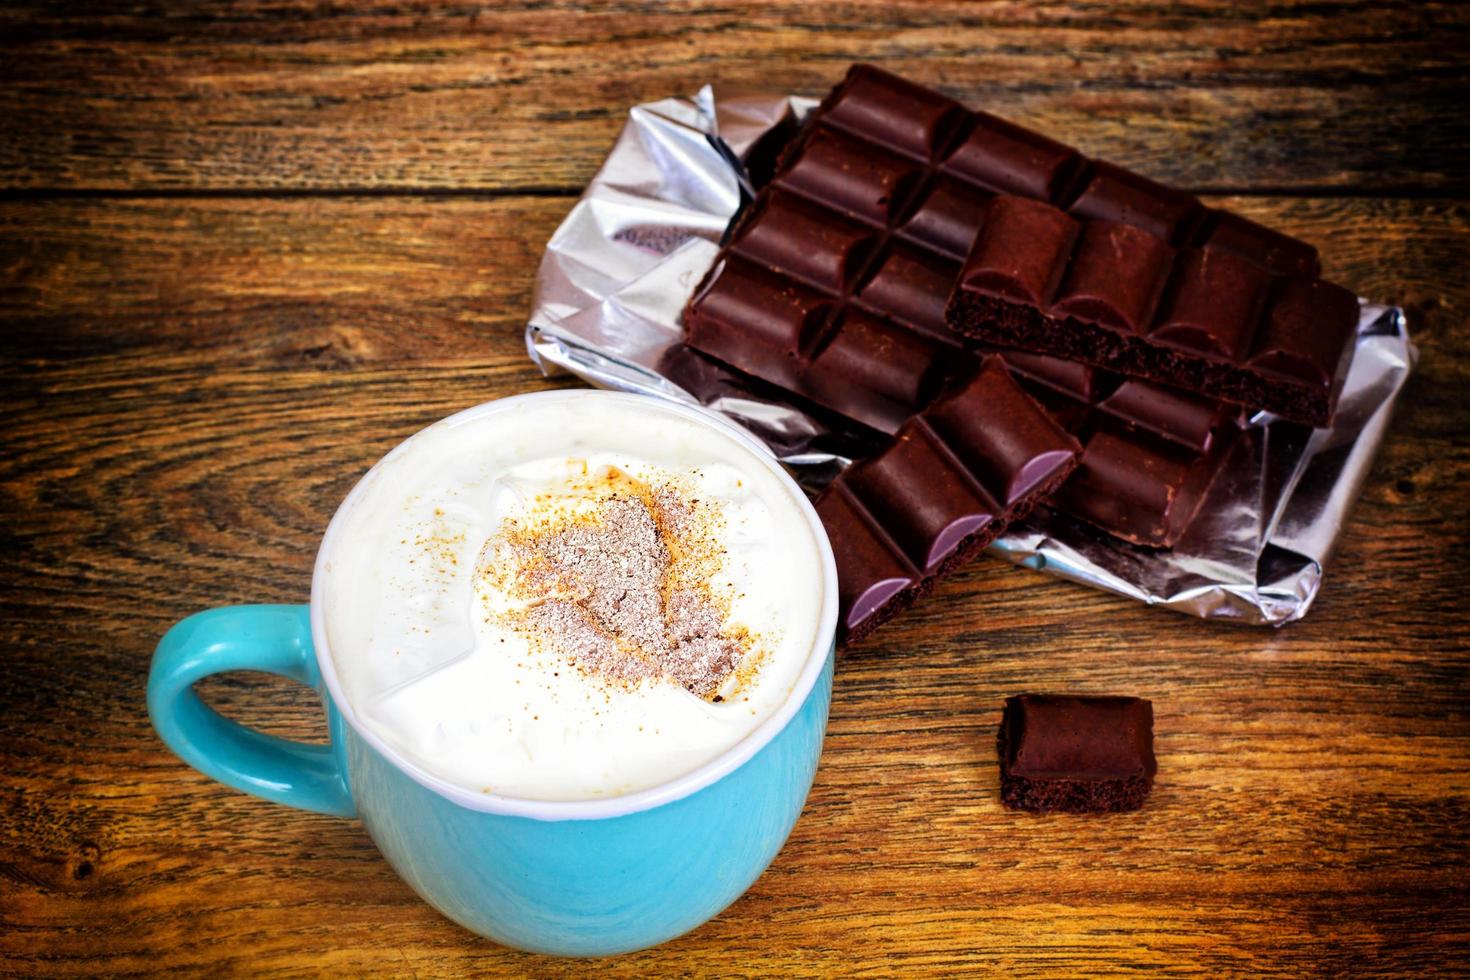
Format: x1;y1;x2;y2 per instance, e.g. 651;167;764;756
997;694;1157;813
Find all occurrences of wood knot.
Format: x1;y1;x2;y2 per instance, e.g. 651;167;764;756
275;324;378;368
66;841;102;887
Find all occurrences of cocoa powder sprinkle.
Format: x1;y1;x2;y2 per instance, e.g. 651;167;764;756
479;468;758;699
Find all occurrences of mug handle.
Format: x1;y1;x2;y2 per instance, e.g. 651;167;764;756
148;604;356;817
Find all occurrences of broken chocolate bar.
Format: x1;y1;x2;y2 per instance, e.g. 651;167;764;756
815;356;1079;645
682;62;1263;556
682;100;1244;548
947;195;1359;428
701;63;1356;426
997;694;1157;813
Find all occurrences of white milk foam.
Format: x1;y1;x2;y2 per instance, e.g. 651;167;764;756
319;394;826;801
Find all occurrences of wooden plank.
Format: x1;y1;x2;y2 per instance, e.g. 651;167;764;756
2;1;1467;192
0;193;1466;974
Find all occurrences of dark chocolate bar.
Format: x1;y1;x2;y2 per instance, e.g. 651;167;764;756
1002;352;1242;548
805;62;1355;425
997;694;1156;813
815;356;1079;645
704;63;1356;426
681;64;1245;550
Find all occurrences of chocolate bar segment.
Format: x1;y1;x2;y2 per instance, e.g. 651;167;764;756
814;483;925;644
1202;211;1321;279
855;244;961;343
997;694;1157;813
823;68;964;160
842;421;998;572
1059;429;1204;548
949;196;1359;426
1096;379;1221;451
1067;163;1202;244
817;357;1079;645
1051;221;1175;333
779;125;924;226
923;361;1082;508
1152;248;1271;361
734;190;879;292
897;177;995;259
945;112;1081;202
1248;277;1363;389
960;196;1076;307
684;255;832;389
804;311;951;432
1005;358;1242;548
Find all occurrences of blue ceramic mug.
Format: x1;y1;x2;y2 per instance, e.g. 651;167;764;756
148;391;839;957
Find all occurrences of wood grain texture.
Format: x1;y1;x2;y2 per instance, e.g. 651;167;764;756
1;191;1467;976
2;1;1469;193
3;1;1468;972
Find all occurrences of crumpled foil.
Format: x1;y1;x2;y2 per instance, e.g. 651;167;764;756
525;87;1416;626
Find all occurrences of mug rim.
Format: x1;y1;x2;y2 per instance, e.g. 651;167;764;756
309;388;839;821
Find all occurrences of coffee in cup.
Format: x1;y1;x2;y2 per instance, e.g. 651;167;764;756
317;393;827;801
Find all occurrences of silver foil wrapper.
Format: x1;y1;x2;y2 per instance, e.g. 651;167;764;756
525;87;1415;626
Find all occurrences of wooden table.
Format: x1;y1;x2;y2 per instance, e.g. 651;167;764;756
3;3;1467;975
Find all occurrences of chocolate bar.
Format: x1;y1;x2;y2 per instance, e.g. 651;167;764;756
784;61;1361;427
697;63;1356;427
1002;352;1242;548
810;62;1356;425
997;694;1157;813
682;64;1245;550
815;356;1079;645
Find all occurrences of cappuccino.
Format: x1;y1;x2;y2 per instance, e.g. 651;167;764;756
318;393;827;801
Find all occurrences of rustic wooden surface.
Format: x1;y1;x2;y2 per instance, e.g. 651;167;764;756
2;2;1469;975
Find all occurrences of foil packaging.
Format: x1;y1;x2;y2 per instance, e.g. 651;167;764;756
525;87;1415;626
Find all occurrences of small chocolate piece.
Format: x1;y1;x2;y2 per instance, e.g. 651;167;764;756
997;694;1157;813
815;357;1079;645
